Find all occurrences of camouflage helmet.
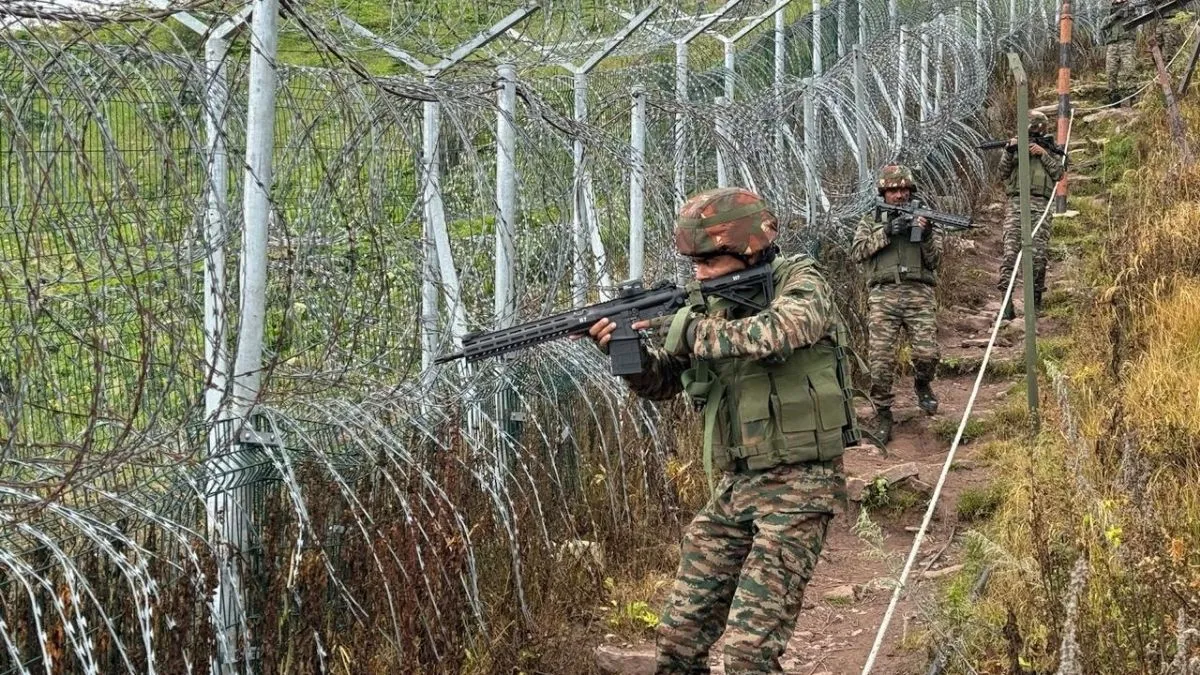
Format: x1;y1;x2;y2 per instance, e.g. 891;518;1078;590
1029;110;1051;135
674;187;778;259
876;164;917;194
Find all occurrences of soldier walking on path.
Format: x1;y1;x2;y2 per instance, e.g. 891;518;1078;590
851;165;944;446
583;187;858;674
996;110;1066;320
1101;0;1137;103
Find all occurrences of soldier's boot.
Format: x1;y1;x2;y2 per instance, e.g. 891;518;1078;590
871;407;894;446
914;359;939;415
1001;297;1016;321
1034;289;1044;314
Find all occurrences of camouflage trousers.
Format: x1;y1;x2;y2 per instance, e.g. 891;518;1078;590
998;195;1052;298
867;282;939;410
655;461;843;674
1105;40;1136;97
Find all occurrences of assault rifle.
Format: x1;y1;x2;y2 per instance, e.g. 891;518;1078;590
977;133;1066;157
1121;0;1193;30
433;263;775;376
873;197;978;242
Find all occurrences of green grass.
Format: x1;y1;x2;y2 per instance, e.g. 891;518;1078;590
1099;134;1136;186
956;482;1007;522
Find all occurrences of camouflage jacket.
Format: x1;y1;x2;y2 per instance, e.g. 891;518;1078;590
998;145;1065;199
622;255;837;401
1101;2;1135;43
850;210;945;281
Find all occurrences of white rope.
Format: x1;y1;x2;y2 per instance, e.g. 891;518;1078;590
859;109;1076;675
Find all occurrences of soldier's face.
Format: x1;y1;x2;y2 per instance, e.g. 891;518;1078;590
882;188;911;205
691;254;748;281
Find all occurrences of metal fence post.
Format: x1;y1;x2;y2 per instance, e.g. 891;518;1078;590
674;40;688;211
716;96;729;187
919;30;930;121
572;69;590;307
802;79;819;227
629;84;646;281
934;19;944;115
813;0;823;76
837;0;846;57
202;34;231;454
219;0;279;669
977;0;985;50
1008;53;1040;430
495;63;518;327
853;45;870;186
897;25;908;148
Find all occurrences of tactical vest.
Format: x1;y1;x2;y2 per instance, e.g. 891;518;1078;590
865;219;938;287
681;256;859;490
1005;154;1058;200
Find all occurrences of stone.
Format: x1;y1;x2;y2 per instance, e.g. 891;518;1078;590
923;563;965;580
962;337;1011;348
956;315;995;334
595;644;656;675
906;478;934;496
824;585;858;604
875;462;920;485
1082;107;1139;125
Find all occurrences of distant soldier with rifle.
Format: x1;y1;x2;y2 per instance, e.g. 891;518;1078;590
851;165;965;445
581;187;859;674
1101;0;1137;103
994;110;1066;320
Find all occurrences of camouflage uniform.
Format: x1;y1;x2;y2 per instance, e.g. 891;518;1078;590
618;187;855;674
997;111;1066;314
851;166;944;442
1102;0;1136;102
1153;13;1186;63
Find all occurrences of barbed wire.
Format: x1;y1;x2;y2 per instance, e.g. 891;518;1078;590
0;0;1108;671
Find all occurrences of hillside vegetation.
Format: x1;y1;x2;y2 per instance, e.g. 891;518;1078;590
935;72;1200;671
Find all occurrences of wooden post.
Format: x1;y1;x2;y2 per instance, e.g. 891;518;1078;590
1177;28;1200;95
1148;26;1194;165
1054;0;1072;213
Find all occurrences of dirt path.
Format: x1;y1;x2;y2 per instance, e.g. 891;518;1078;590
596;192;1074;674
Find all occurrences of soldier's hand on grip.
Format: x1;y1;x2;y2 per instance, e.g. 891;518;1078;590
576;317;617;354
